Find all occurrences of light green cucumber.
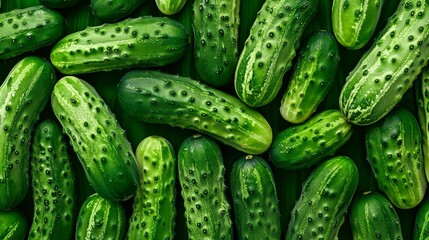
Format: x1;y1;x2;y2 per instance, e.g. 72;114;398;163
90;0;146;22
156;0;187;15
0;210;28;240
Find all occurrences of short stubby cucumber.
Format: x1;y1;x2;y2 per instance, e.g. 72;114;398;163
0;210;28;240
414;198;429;239
193;0;240;87
416;67;429;182
270;109;353;170
29;119;76;240
280;31;340;123
117;70;273;155
90;0;146;22
76;193;126;240
39;0;83;8
51;76;140;202
286;156;359;239
178;134;233;240
0;5;66;60
365;107;427;209
127;136;176;240
234;0;318;107
230;155;281;240
156;0;187;15
339;0;429;125
50;16;189;75
0;56;57;211
350;191;403;240
332;0;385;49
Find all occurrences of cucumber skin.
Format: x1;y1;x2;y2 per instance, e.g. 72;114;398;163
416;67;429;182
0;56;56;211
126;136;176;240
230;155;281;240
0;210;28;240
50;16;189;75
0;5;66;60
286;156;359;240
51;76;140;202
117;70;272;155
414;198;429;240
178;135;233;240
339;0;429;125
39;0;83;8
90;0;146;22
156;0;187;15
365;107;427;209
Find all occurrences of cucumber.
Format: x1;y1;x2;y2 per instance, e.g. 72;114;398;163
28;119;76;240
50;16;189;75
51;76;140;202
234;0;318;107
416;66;429;182
76;193;126;240
365;107;427;209
414;198;429;240
339;0;429;125
350;191;403;240
178;134;233;240
39;0;83;8
193;0;240;87
117;70;272;155
279;31;340;124
127;135;176;240
0;210;28;240
0;5;66;60
270;109;353;170
90;0;146;22
0;56;57;211
156;0;187;15
230;155;280;240
286;156;359;239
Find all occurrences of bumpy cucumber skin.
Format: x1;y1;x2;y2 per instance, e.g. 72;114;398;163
414;198;429;239
0;210;28;240
193;0;240;87
50;16;189;75
127;136;176;240
230;155;281;240
0;56;56;211
270;109;353;170
339;0;429;125
234;0;318;107
51;76;140;202
0;5;65;60
280;31;340;123
365;107;427;209
286;156;359;240
76;193;126;240
178;135;233;240
332;0;385;49
156;0;187;15
416;67;429;182
350;191;403;240
39;0;83;8
28;120;76;240
117;70;272;155
90;0;146;22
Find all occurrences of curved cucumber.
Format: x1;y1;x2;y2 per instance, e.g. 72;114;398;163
0;210;28;240
414;198;429;240
90;0;146;22
416;67;429;182
39;0;83;8
156;0;187;15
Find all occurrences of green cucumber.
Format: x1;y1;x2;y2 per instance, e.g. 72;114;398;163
51;76;140;202
339;0;429;125
365;107;427;209
414;198;429;240
117;70;272;155
416;66;429;182
193;0;240;87
90;0;146;22
156;0;187;15
270;109;353;170
50;16;189;75
0;56;56;211
127;135;176;240
178;134;233;240
230;155;280;240
234;0;318;107
279;31;340;124
28;119;76;240
286;156;359;239
0;210;28;240
39;0;83;8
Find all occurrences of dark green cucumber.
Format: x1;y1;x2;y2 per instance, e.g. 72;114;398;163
339;0;429;125
0;5;66;60
178;134;233;240
416;66;429;182
39;0;83;8
117;70;272;154
366;107;427;209
50;16;189;75
0;210;28;240
90;0;146;22
230;155;280;240
414;198;429;240
76;193;126;240
156;0;187;15
0;56;56;211
193;0;240;87
350;191;403;240
279;31;340;123
286;156;359;239
234;0;318;107
270;109;353;170
127;135;176;240
29;119;76;240
51;76;140;202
